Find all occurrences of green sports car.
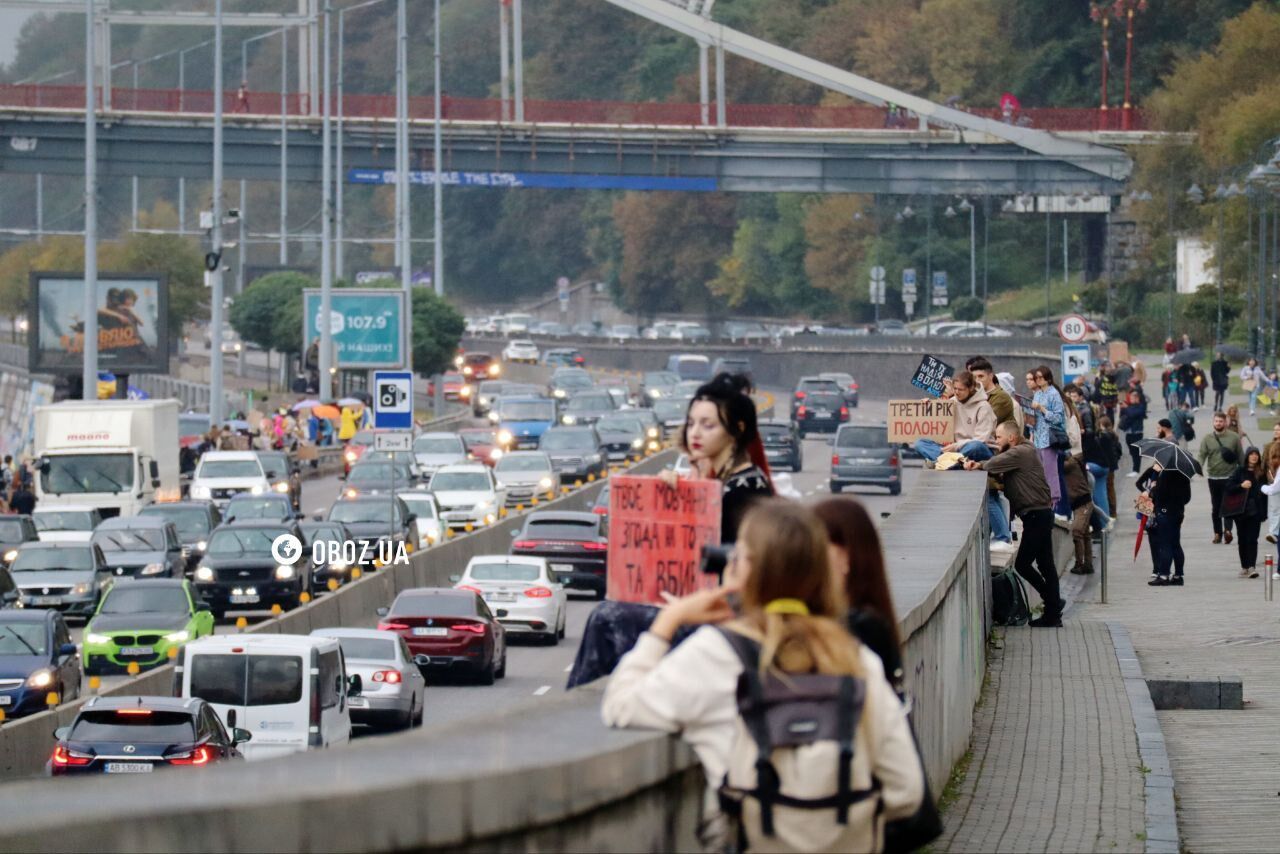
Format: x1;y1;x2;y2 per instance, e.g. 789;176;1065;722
82;579;215;676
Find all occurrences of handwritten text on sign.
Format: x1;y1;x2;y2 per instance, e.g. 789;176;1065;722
910;354;955;397
607;475;723;605
887;399;957;444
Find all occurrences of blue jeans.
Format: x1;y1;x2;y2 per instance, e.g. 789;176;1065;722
1249;387;1260;412
1087;462;1111;516
914;438;992;463
988;491;1011;542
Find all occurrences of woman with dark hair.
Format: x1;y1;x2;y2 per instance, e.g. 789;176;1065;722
1229;447;1266;579
1029;364;1067;512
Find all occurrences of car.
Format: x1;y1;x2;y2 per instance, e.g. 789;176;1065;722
597;378;632;410
395;491;442;547
534;321;569;337
943;322;1014;338
48;695;249;775
639;370;680;406
538;426;607;482
653;396;692;441
453;556;567;644
499;313;535;335
428;464;505;531
543;348;587;369
548;367;595;401
570;322;599;338
10;542;111;618
593;412;648;462
471;380;508;417
510;511;609;599
458;427;502;467
492;397;559;452
82;579;215;675
299;520;358;589
255;450;302;511
790;375;844;419
671;322;711;342
712;356;754;382
624;408;664;453
341;429;378;475
587;481;610;526
412;432;467;477
139;500;223;575
666;354;713;382
502;339;541;364
189;451;271;507
222;493;300;525
560;390;617;426
830;423;901;495
494;451;560;509
31;506;102;544
819;372;860;409
721;321;771;344
376;588;507;684
793;391;849;437
608;324;639;342
874;319;910;336
643;321;677;340
0;515;39;568
461;352;501;381
192;521;311;618
672;454;693;477
322;496;420;560
426;370;471;402
92;517;187;580
0;609;80;718
759;420;804;472
311;628;427;730
343;459;418;499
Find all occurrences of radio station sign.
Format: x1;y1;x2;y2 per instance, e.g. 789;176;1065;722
29;273;169;375
887;399;957;444
302;289;407;369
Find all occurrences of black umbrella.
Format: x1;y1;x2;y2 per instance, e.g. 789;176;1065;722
348;390;373;406
1169;348;1205;366
1211;343;1250;360
1135;438;1202;480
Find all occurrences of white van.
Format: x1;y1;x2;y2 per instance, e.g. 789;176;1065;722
176;634;357;761
189;451;271;508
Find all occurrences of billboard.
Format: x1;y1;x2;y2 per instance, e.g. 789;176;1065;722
302;288;408;369
29;273;169;375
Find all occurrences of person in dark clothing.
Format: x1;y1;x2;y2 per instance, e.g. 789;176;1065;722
8;474;35;516
967;422;1064;626
1176;362;1197;407
1228;447;1266;579
1211;353;1231;412
1118;378;1148;475
1137;464;1193;585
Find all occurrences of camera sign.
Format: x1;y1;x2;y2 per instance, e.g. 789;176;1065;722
373;370;413;430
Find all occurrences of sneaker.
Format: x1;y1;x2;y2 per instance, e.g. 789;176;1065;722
1250;569;1260;579
1169;576;1184;586
1239;567;1253;578
1070;564;1095;575
1104;517;1116;532
1267;535;1276;544
1148;575;1171;586
1029;613;1063;628
1127;472;1140;478
989;540;1017;554
1274;572;1280;581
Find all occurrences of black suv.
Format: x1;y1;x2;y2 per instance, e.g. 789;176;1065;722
759;420;803;472
193;520;311;617
793;391;849;437
538;426;607;482
790;375;844;419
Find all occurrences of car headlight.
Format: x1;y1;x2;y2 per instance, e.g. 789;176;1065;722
330;559;350;572
275;564;296;580
631;438;643;448
587;453;601;463
648;389;662;398
274;482;290;493
72;583;92;595
538;476;553;489
85;633;110;645
490;449;504;461
196;540;207;552
140;563;165;576
489;365;501;377
26;668;54;689
474;498;496;511
553;388;566;399
250;484;265;495
2;549;17;562
454;355;464;367
488;412;501;424
194;566;214;581
165;630;190;643
479;396;490;406
497;429;514;447
345;450;358;463
460;386;472;398
562;415;577;425
345;487;358;498
190;485;211;499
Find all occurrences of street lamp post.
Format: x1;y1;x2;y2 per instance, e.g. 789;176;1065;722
950;199;976;299
319;1;334;399
82;0;98;401
210;0;226;424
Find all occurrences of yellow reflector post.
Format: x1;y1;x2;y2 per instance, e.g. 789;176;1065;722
126;662;140;676
328;579;339;592
88;676;101;692
352;567;363;578
45;692;60;706
300;591;312;604
167;647;179;659
236;617;248;631
271;603;283;615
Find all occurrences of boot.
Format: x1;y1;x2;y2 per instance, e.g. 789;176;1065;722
1070;562;1095;575
1225;530;1234;545
1212;533;1222;544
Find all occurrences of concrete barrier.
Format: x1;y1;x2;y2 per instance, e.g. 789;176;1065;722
0;469;998;852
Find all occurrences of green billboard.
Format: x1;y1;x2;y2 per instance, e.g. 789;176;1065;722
303;289;407;369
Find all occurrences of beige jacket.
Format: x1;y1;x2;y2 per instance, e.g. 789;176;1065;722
954;385;998;445
602;626;924;853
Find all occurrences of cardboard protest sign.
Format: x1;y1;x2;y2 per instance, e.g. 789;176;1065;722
911;354;954;397
607;475;722;604
1108;340;1130;365
887;399;957;444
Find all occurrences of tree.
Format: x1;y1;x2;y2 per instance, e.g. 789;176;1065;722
229;272;313;354
101;231;206;331
950;296;984;322
410;289;465;377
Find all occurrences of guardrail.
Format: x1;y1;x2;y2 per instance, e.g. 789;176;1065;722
0;470;992;852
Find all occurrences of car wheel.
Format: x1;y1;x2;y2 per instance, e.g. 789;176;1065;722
829;481;841;494
477;661;496;686
798;430;806;439
890;484;902;496
413;694;425;727
792;458;802;473
397;700;415;731
495;651;507;679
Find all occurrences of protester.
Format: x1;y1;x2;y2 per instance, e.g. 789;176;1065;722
1163;337;1177;366
1261;447;1280;579
1168;400;1195;449
1097;415;1123;520
1228;447;1266;579
913;371;996;463
1072;385;1112;527
1263;423;1280;464
602;500;925;852
338;406;358;442
1241;358;1266;415
1137;460;1192;586
965;359;1015;550
1192;363;1207;409
967;358;1015;427
1118;377;1148;477
1093;364;1119;419
1210;352;1231;412
966;422;1064;626
1175;361;1196;408
1027;365;1067;513
1180;332;1193;351
1199;411;1243;545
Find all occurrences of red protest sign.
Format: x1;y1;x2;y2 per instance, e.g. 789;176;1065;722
606;475;723;604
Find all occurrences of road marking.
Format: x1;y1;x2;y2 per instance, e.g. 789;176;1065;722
534;685;551;696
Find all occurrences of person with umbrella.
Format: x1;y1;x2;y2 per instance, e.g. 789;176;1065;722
1199;411;1243;545
1240;358;1266;415
1210;352;1231;412
1227;447;1267;579
1135;439;1199;586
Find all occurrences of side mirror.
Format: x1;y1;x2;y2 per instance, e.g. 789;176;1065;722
149;460;160;479
58;643;77;657
375;606;389;617
448;574;460;583
53;726;70;741
226;709;238;730
347;674;363;697
312;513;324;522
231;727;253;745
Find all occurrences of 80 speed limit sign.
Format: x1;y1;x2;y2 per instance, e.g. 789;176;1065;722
1058;314;1089;343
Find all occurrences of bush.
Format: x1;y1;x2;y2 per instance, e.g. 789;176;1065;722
950;296;984;322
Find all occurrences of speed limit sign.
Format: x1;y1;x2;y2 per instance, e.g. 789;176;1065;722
1058;314;1088;343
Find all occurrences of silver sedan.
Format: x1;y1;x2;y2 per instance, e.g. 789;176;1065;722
311;628;427;731
453;556;567;644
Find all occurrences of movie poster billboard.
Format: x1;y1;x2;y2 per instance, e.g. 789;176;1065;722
29;273;169;375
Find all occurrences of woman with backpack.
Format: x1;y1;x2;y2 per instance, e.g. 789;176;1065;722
1228;447;1267;579
603;500;924;853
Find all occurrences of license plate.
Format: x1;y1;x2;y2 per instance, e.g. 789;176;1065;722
487;593;515;602
0;696;11;706
551;564;574;573
106;762;153;774
229;594;260;604
814;409;829;417
29;596;62;606
120;646;153;656
348;697;367;708
413;627;448;637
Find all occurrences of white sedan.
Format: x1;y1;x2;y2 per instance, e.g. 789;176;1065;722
453;555;567;644
502;339;541;364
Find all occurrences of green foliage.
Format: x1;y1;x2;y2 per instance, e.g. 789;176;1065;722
410;289;465;377
951;296;984;322
229;272;312;355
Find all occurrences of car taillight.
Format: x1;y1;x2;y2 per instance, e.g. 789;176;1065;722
850;382;859;390
583;541;608;551
797;406;807;418
116;708;153;716
591;506;608;515
524;586;553;598
575;356;584;364
377;621;409;631
372;670;402;683
890;453;900;466
168;745;212;766
456;585;482;595
51;745;92;767
794;391;806;399
840;407;849;420
450;622;486;634
512;540;536;549
832;454;840;465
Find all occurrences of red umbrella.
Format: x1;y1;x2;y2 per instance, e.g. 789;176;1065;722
1133;515;1147;560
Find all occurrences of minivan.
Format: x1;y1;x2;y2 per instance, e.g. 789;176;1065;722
830;424;901;496
177;634;359;761
666;354;713;383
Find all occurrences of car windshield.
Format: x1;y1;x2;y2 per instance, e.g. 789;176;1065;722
459;431;495;450
93;528;166;552
498;402;556;421
206;528;280;556
197;459;263;479
139;506;211;538
350;432;375;447
430;472;490;492
414;437;463;454
838;426;889;448
525;519;598;540
717;360;751;372
302;524;345;545
398;495;436;518
805;393;844;408
653;400;689;420
392;594;478;618
40;453;134;494
348;463;403;483
468;562;542;582
0;519;28;541
566;394;613;412
99;586;190;614
334;637;396;661
11;548;94;572
257;454;288;478
673;359;711;380
644;371;678;387
800;380;841;394
540;431;594;451
70;710;195;743
822;374;854;385
554;374;592;389
0;622;49;655
330;502;397;525
496;455;549;473
33;511;95;532
597;416;643;433
189;654;303;707
225;499;291;521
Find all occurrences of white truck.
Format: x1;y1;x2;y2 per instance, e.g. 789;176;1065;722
33;399;181;518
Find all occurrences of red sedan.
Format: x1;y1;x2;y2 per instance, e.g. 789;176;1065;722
427;371;471;402
458;428;501;467
376;588;507;684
